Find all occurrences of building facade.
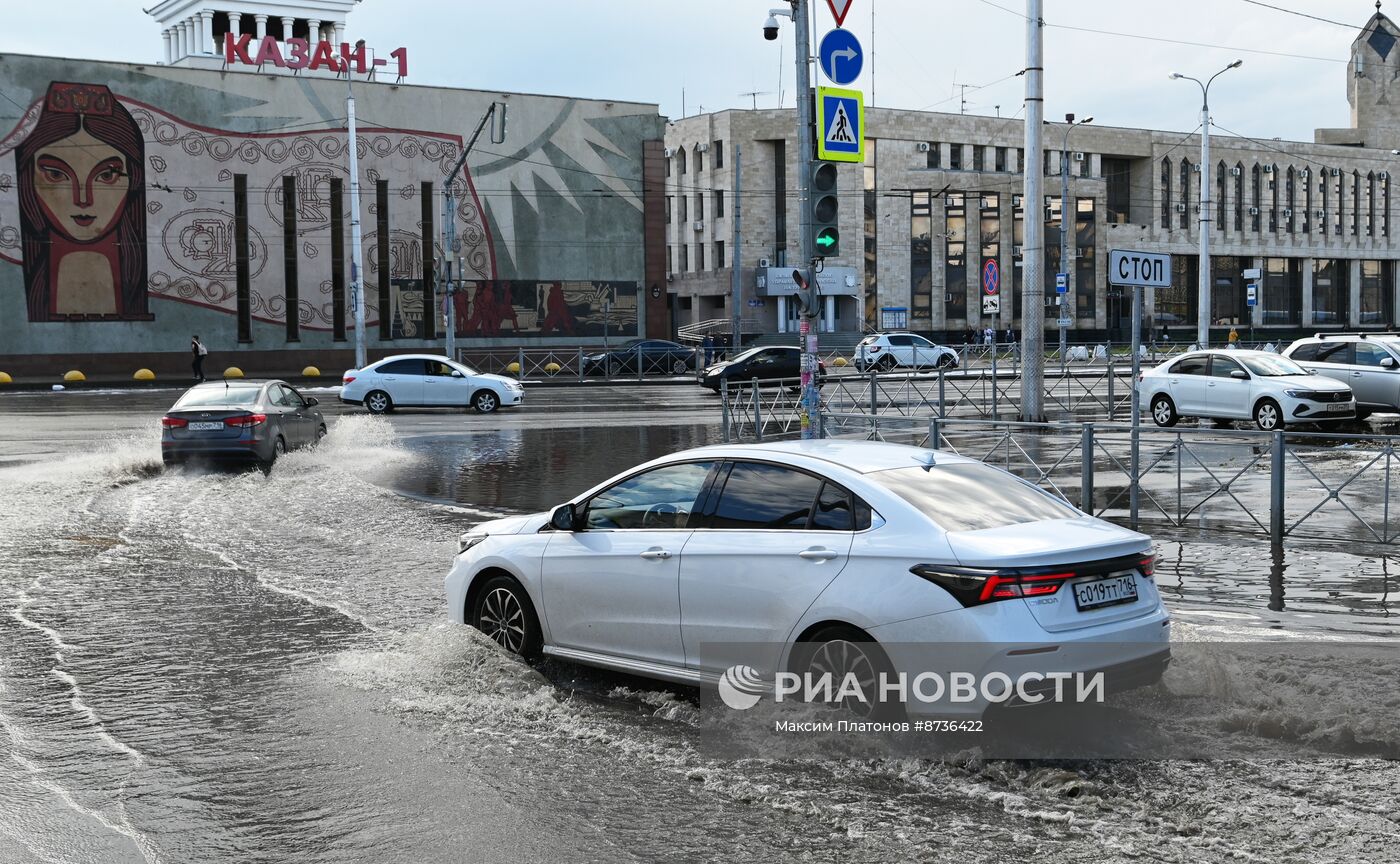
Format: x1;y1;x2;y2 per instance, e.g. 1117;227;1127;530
666;10;1400;344
0;1;668;376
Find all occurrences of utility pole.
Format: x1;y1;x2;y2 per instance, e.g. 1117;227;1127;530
346;44;367;370
731;142;743;349
1020;0;1045;421
442;102;507;362
1059;114;1092;360
1172;60;1241;348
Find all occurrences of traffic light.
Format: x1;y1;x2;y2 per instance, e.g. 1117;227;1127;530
810;162;839;257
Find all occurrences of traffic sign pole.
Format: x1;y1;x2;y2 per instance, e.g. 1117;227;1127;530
793;0;819;440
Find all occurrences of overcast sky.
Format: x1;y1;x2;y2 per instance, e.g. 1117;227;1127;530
0;1;1382;142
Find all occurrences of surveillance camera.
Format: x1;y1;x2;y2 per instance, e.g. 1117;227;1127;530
763;15;780;40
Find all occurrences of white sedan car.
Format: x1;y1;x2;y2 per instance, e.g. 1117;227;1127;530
854;333;960;372
445;440;1170;718
1139;349;1354;431
341;354;524;414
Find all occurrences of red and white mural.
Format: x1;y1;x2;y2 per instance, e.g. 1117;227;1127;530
0;81;493;328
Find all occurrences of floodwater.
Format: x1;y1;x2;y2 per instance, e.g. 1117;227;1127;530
1;388;1399;863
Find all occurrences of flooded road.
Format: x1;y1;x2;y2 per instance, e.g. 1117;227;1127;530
1;387;1399;863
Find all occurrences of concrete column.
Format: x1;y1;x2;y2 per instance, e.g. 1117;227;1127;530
1301;258;1314;326
183;19;195;57
334;22;345;46
162;29;172;63
282;17;295;40
173;21;184;58
1251;257;1265;328
1350;258;1364;326
199;11;214;54
824;294;836;333
308;19;321;43
255;14;268;39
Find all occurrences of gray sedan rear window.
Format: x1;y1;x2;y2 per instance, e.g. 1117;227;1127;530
868;463;1078;532
174;387;262;408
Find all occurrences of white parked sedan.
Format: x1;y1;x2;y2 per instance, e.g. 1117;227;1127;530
445;440;1170;717
1139;349;1355;431
341;354;524;414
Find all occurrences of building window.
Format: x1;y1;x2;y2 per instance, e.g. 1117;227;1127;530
1012;194;1025;319
666;156;672;177
680;244;688;272
1161;256;1196;329
1312;259;1347;325
1234;163;1244;232
926;142;940;169
1161;157;1172;229
1334;168;1345;236
1262;257;1302;325
980;193;1000;323
1361;260;1395;325
1285;167;1295;233
1212;256;1246;326
948;145;962;171
677;148;687;174
1368;171;1377;237
697;242;705;271
973;145;985;172
1078;152;1090;178
1354;170;1362;236
1017;147;1025;174
1044;195;1062;301
668;247;673;274
994;146;1007;172
1075;198;1096;319
1302;167;1312;234
1385;173;1392;237
864;138;878;328
1268;165;1279;233
714;189;725;218
714;140;724;169
1045;150;1055;177
694;145;704;173
1104;157;1130;224
1180;158;1191;230
696;192;704;220
665;197;672;223
1251;164;1262;232
911;191;933;324
944;193;967;322
1217;161;1227;233
715;240;725;269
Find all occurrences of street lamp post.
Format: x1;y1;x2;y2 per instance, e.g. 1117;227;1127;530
1059;114;1092;360
1171;60;1242;349
764;1;820;439
346;40;368;370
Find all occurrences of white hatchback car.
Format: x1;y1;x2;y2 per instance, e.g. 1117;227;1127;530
341;354;524;414
445;440;1170;717
1139;349;1355;431
854;333;960;372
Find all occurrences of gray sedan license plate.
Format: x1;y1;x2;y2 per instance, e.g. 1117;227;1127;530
189;421;223;431
1073;573;1139;611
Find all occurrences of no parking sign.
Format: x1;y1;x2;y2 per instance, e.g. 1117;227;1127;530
982;259;1000;295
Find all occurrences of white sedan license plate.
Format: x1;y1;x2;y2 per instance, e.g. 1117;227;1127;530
1326;402;1351;413
1073;573;1139;611
189;421;223;431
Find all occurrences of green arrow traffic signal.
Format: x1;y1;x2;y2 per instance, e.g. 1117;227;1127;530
815;228;838;251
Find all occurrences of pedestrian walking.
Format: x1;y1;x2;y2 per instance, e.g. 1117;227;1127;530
1162;323;1171;343
702;333;715;366
191;335;207;382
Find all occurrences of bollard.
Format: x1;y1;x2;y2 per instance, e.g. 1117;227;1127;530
721;378;731;442
1270;431;1286;547
990;350;999;421
1080;423;1095;514
928;417;941;451
753;378;763;442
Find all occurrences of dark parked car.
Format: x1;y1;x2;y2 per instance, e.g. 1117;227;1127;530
161;380;325;472
583;339;696;375
700;346;826;392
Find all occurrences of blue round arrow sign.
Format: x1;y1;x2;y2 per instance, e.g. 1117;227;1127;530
818;29;863;86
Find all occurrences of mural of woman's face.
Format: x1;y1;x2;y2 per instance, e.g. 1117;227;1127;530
31;125;130;242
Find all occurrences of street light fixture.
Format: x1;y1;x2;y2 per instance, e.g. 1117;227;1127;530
1171;59;1243;348
1058;113;1092;357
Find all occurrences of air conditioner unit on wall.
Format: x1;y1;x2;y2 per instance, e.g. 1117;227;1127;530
692;221;704;232
1174;203;1189;213
1013;245;1024;256
1382;171;1391;180
1229;167;1242;176
664;147;675;157
1263;165;1275;173
1073;151;1086;162
1191;163;1201;172
696;143;710;152
758;257;771;268
1330;168;1341;176
916;142;932;152
1284;208;1293;217
1249;206;1261;215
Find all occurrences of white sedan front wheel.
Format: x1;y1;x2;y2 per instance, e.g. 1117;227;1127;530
472;390;500;414
1254;398;1284;431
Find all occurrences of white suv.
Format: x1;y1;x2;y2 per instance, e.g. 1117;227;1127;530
1283;334;1400;420
341;354;524;414
854;333;959;372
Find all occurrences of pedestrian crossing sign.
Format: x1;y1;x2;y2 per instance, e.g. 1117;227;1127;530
816;86;864;163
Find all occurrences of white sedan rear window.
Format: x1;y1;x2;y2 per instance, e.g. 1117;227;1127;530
868;463;1078;531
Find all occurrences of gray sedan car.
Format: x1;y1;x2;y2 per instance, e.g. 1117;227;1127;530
161;380;325;472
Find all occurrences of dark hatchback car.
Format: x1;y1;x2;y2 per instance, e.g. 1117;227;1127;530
700;346;827;392
583;339;697;375
161;380;325;472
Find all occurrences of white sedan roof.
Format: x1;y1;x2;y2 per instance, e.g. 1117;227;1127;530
693;439;978;474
